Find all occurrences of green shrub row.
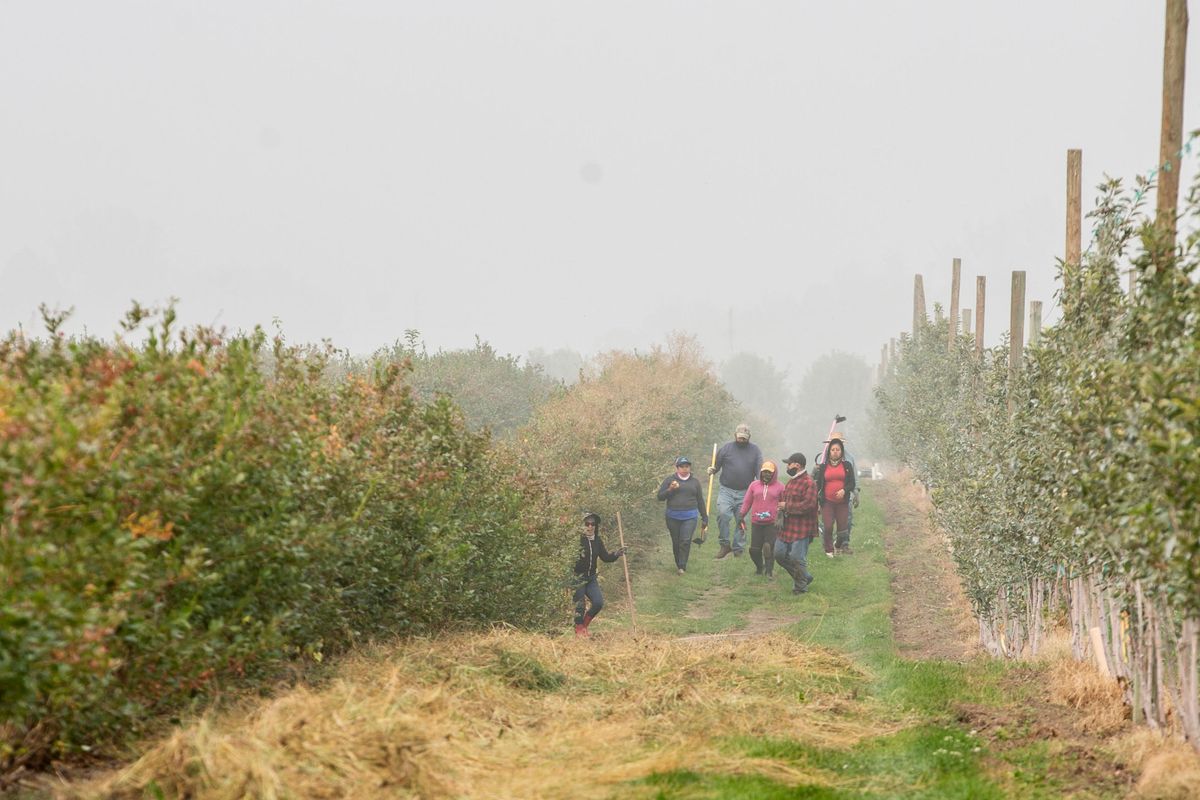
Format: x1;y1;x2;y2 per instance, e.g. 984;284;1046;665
0;306;568;766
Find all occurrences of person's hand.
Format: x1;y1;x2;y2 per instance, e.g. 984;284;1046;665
706;466;717;475
701;523;708;533
777;501;786;512
836;489;845;501
617;546;628;557
852;494;860;509
668;480;680;491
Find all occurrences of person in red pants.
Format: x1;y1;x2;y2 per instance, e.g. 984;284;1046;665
813;436;856;557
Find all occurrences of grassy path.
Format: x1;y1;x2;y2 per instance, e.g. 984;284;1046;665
606;480;1132;799
47;479;1146;799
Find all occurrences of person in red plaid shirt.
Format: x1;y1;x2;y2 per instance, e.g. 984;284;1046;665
775;452;819;595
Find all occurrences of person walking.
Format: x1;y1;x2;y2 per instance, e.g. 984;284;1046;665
656;457;709;574
814;436;856;557
775;452;819;594
572;512;627;637
707;423;763;559
736;462;785;578
814;431;860;552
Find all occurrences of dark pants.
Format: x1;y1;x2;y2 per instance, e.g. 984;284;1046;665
665;516;697;570
775;536;814;591
749;522;777;575
573;576;604;625
821;502;850;554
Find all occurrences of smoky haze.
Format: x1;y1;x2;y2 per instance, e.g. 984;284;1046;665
1;2;1196;384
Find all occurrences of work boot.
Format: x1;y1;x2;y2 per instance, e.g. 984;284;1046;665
714;543;733;559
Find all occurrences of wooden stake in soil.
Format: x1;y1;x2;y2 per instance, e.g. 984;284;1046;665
975;276;986;358
913;274;927;340
615;511;637;629
948;258;961;351
1066;149;1082;278
1009;271;1026;379
1029;301;1043;346
1156;0;1189;241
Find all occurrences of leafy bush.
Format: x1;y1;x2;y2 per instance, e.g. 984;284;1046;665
375;332;559;436
0;307;568;767
515;333;740;540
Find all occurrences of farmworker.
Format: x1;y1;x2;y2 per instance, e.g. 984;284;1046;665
707;423;763;559
815;432;860;550
572;512;627;637
736;461;785;578
814;436;856;557
656;456;709;574
775;452;819;594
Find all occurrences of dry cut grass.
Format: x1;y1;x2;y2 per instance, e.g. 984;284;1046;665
64;628;896;799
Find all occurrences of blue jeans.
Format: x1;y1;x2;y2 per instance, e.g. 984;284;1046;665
573;576;604;625
665;516;697;570
717;485;747;552
774;537;813;591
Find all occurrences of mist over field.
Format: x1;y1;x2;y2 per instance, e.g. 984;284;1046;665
2;2;1196;386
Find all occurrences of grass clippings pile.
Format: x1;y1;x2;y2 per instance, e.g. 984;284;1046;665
67;628;891;799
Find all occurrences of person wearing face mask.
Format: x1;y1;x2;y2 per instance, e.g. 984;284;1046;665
572;512;627;637
707;423;763;559
814;436;856;557
736;461;785;578
656;456;709;574
776;453;819;594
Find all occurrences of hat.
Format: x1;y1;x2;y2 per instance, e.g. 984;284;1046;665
735;423;751;439
582;512;601;528
826;431;846;442
675;456;692;467
760;461;777;474
783;452;806;466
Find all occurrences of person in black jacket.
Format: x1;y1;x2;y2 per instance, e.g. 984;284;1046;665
573;512;626;637
656;456;709;574
813;436;857;556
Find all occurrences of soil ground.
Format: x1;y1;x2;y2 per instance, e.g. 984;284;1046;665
873;473;978;662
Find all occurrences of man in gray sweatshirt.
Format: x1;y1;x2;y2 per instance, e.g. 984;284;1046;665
707;423;763;558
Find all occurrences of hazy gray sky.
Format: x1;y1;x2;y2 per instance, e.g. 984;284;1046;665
2;2;1196;379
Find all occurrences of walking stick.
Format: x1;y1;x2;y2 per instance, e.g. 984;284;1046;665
695;442;717;544
616;511;637;629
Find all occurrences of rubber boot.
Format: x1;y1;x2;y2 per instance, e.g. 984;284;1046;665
575;623;587;637
582;614;596;636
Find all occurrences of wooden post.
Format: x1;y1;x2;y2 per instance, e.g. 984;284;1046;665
1009;271;1026;379
948;258;961;351
963;308;972;337
913;275;927;340
890;337;898;368
615;512;637;628
1029;301;1043;346
1066;149;1082;278
975;276;986;357
1156;0;1189;242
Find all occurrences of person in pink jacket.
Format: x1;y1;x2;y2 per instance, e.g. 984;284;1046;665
736;461;785;578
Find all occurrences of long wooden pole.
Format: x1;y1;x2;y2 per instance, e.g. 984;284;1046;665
948;258;961;351
1029;301;1043;346
1009;271;1027;380
615;512;637;628
1066;149;1082;279
1157;0;1189;242
975;276;986;358
913;274;927;340
963;308;972;337
696;443;717;544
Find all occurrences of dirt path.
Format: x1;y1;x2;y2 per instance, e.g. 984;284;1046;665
873;472;979;661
